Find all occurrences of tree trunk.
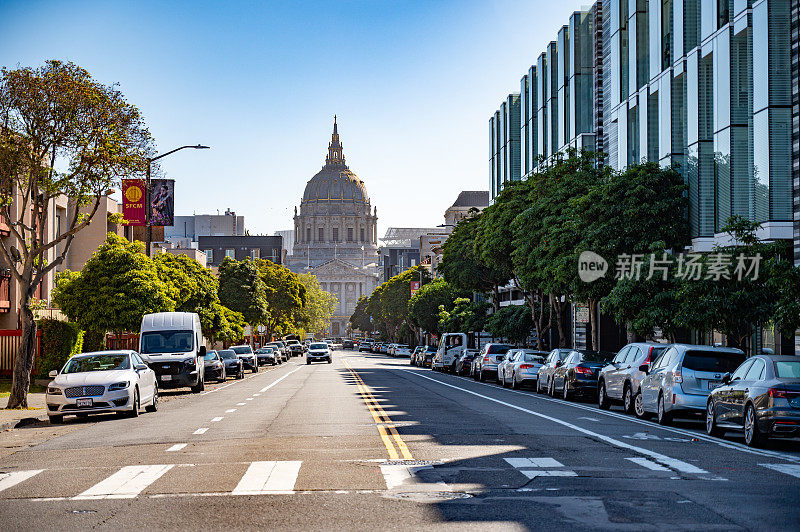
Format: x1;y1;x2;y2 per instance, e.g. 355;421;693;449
492;284;500;312
588;299;599;352
7;294;35;409
550;294;567;348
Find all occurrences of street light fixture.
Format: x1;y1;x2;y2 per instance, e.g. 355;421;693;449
146;144;210;256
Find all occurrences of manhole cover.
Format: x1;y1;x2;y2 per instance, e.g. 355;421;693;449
391;491;473;502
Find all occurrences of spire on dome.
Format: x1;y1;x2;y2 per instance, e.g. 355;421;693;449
326;115;346;167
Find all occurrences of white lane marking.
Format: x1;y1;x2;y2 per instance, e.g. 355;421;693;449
424;369;800;466
626;457;670;471
245;398;253;401
211;417;223;422
761;463;800;478
166;444;187;452
258;366;305;394
520;470;577;478
0;470;43;493
232;461;302;495
199;363;291;395
225;409;236;413
236;403;245;406
578;416;600;422
253;393;261;396
505;457;564;468
405;370;709;475
193;428;208;435
73;465;173;499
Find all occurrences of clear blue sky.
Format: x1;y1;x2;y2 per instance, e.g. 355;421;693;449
1;0;578;237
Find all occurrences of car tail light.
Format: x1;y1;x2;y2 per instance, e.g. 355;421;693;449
673;369;682;383
519;364;533;370
574;366;593;375
769;388;800;399
484;355;491;362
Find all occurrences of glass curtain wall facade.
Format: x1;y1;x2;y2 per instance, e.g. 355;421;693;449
792;0;799;265
489;94;521;199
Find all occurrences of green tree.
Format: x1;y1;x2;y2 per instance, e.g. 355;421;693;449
349;295;371;333
52;234;173;340
294;272;337;337
438;297;489;334
0;60;152;408
439;214;507;309
218;257;267;327
256;259;307;339
153;253;218;313
407;278;466;336
485;304;534;346
198;302;246;346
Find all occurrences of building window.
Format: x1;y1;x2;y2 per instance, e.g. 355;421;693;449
318;227;324;241
250;248;260;260
205;249;213;263
306;227;311;242
347;228;353;241
225;249;235;259
333;227;339;241
360;228;365;241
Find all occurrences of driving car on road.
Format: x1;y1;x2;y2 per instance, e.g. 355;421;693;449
342;339;355;349
255;347;278;366
393;344;412;357
639;344;745;425
231;345;259;373
499;349;547;389
306;342;332;364
218;349;244;379
706;355;800;447
472;343;513;382
358;339;374;352
598;343;667;413
47;350;158;423
550;350;615;400
203;350;226;382
285;339;304;357
536;349;572;394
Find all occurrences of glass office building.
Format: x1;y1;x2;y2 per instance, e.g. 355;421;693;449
493;0;797;249
489;94;521;200
792;0;799;265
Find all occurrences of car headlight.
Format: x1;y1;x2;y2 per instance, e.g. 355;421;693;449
108;381;130;391
184;358;195;367
47;386;62;395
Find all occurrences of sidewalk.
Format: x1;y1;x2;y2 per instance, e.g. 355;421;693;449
0;392;49;431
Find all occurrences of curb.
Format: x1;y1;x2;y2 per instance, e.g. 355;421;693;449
0;415;49;432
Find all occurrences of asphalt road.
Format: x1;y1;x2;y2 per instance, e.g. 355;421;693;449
1;351;799;530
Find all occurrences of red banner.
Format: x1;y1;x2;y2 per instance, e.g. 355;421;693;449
410;280;421;298
122;179;146;226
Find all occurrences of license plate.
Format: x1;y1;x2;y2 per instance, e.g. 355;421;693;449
161;375;172;381
790;398;800;409
708;380;722;390
76;398;93;408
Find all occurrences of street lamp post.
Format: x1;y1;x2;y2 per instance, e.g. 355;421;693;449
145;144;209;257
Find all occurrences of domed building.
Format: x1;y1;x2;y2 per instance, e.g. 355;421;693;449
287;117;380;337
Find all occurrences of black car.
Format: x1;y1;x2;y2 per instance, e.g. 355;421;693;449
706;355;800;447
231;345;258;373
456;351;477;375
551;350;616;400
218;349;244;379
255;347;278;366
342;339;355;349
203;350;226;382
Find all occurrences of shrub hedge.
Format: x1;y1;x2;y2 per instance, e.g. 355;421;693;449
37;318;80;378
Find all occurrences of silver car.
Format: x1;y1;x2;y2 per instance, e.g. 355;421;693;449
639;344;746;425
499;349;547;389
536;348;572;394
597;343;667;414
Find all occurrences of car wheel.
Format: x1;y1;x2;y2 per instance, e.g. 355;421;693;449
657;393;671;426
327;358;332;364
306;359;311;365
598;381;610;410
744;404;764;447
252;363;258;373
479;370;486;382
562;381;571;401
219;368;226;383
511;373;519;390
49;415;63;424
622;384;634;414
634;391;650;419
706;400;724;437
536;378;543;394
191;375;205;393
128;388;140;418
237;367;244;379
146;387;159;413
548;379;555;397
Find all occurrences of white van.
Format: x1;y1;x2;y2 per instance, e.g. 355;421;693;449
140;312;206;393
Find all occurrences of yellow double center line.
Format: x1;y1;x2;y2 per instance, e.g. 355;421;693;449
343;360;413;460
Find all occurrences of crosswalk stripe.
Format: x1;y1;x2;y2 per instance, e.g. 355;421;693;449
193;428;208;434
505;457;564;468
0;470;43;493
626;457;670;471
761;463;800;478
519;470;577;478
73;465;173;500
232;461;302;495
166;444;187;452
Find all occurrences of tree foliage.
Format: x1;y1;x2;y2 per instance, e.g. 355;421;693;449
438;297;489;334
198;302;246;346
153;252;218;313
349;295;371;333
485;305;534;346
407;278;466;335
294;272;337;337
256;259;307;338
0;60;152;408
218;257;267;326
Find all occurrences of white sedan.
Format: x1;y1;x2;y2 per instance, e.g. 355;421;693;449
46;350;158;423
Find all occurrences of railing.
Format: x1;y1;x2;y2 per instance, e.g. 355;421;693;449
106;333;139;351
0;329;42;377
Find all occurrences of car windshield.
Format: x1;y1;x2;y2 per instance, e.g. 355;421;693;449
257;348;273;353
487;345;512;354
203;351;218;361
232;346;253;354
63;354;130;373
524;354;545;363
218;350;237;360
682;350;745;373
775;361;800;379
310;343;327;349
141;331;194;354
426;346;437;352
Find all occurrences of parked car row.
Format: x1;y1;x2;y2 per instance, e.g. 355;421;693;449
421;340;799;448
411;345;438;367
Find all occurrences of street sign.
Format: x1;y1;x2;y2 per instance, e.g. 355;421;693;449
410;281;420;298
575;305;590;324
